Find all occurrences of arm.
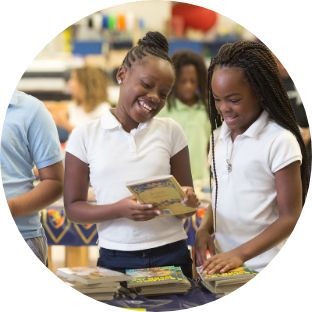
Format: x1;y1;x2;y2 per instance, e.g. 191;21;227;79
200;161;302;274
64;152;161;224
170;146;201;219
300;127;311;146
8;161;64;218
194;203;216;266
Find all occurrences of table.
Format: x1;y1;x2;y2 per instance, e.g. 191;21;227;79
103;279;220;310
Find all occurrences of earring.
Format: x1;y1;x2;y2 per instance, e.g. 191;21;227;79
117;79;122;85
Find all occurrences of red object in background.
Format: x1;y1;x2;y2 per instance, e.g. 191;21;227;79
172;3;217;32
171;15;185;37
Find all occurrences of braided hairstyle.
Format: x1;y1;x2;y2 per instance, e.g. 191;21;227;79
167;49;207;110
207;40;310;231
122;31;173;70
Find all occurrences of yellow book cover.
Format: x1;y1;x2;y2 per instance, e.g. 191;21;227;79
126;175;197;217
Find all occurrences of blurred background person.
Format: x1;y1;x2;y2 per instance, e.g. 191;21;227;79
273;54;311;166
51;66;111;141
158;49;210;181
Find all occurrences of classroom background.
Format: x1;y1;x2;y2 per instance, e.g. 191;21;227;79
16;1;308;276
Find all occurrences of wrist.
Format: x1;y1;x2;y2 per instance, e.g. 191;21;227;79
235;246;249;263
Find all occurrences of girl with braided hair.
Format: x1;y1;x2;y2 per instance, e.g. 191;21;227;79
64;31;200;278
158;49;211;181
195;40;309;274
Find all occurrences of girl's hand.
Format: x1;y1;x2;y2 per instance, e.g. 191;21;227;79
199;249;245;275
117;196;162;222
195;229;215;267
181;187;201;208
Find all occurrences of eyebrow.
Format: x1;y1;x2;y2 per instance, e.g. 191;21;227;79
213;92;241;98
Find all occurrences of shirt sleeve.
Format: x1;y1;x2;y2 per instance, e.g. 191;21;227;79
65;124;88;164
169;118;188;157
28;104;63;170
269;130;302;173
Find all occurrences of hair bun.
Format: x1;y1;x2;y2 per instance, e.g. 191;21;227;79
137;31;169;54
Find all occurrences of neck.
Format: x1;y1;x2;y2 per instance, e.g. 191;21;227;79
177;95;197;107
113;106;139;133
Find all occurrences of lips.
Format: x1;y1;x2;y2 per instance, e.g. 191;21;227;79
138;100;155;113
223;115;238;123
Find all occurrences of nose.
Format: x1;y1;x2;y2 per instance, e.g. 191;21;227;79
218;101;231;114
148;92;160;104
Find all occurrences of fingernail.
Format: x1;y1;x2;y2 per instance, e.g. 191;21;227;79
220;270;224;273
156;211;162;215
203;270;207;274
148;204;153;208
208;270;213;274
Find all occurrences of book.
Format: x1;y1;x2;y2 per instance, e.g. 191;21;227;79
60;278;121;294
126;266;179;287
57;266;133;285
126;175;197;217
196;266;254;282
126;266;191;297
197;266;255;295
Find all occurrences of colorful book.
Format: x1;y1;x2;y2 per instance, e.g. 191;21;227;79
126;175;197;217
57;266;133;285
126;266;179;287
196;266;254;282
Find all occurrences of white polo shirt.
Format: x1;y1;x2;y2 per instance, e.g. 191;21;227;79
208;110;302;272
66;109;188;251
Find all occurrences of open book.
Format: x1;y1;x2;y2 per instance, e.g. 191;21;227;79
126;175;197;217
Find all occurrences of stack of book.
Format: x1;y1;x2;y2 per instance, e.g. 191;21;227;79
57;266;133;301
126;266;191;297
197;266;256;295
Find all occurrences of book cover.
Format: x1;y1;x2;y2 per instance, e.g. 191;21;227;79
126;266;179;287
126;175;197;217
196;266;254;281
57;266;133;285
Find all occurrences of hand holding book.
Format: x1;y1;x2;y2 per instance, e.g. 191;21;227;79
176;186;201;219
116;195;162;222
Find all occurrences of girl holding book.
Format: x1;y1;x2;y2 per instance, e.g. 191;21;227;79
195;41;309;274
64;31;200;279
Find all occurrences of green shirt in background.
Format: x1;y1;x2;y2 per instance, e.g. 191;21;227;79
158;98;211;180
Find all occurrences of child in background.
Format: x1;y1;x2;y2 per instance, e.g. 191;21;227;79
52;66;111;134
195;41;310;274
1;90;64;266
64;32;200;279
158;49;210;181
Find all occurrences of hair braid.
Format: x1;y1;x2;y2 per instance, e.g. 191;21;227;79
207;40;310;232
122;31;173;70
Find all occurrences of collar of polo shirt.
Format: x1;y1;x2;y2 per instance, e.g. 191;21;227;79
100;108;153;131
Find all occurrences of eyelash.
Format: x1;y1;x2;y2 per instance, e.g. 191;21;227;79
142;81;167;99
213;98;240;104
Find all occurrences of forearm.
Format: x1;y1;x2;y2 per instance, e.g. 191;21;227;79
8;179;63;218
65;201;121;224
236;214;300;263
198;203;214;235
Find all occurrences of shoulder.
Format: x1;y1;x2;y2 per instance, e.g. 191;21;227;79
264;120;298;143
72;118;102;137
152;117;184;132
16;91;44;113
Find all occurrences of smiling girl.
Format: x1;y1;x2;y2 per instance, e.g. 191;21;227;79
64;32;200;278
195;41;310;274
